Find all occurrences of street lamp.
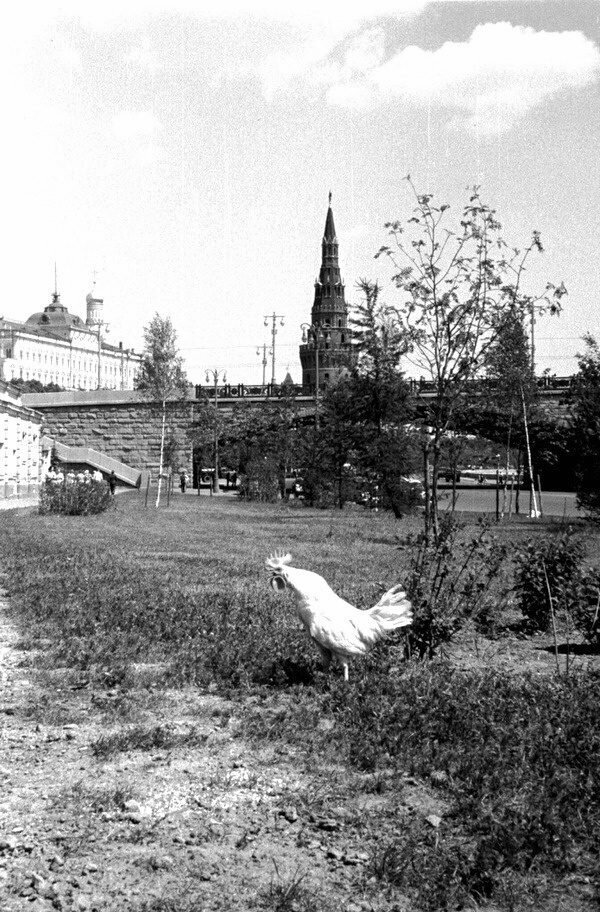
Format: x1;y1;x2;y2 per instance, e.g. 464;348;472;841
301;322;325;428
256;343;272;389
263;312;285;386
205;368;226;494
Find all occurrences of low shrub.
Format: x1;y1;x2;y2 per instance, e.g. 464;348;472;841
513;527;584;631
39;470;113;516
405;517;508;657
571;571;600;647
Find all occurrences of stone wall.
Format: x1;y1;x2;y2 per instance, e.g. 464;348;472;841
34;399;200;478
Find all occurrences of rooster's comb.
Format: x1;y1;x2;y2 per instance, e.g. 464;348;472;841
265;551;292;571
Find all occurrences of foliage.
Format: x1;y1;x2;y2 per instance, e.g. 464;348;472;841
136;313;188;506
571;335;600;516
39;470;113;516
9;378;64;394
334;663;600;909
404;518;508;656
376;178;566;540
136;314;188;402
513;528;585;631
484;304;537;413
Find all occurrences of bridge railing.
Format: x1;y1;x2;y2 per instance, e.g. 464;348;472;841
195;376;575;401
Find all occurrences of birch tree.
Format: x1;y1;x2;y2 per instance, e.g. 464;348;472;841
376;179;566;541
137;314;188;507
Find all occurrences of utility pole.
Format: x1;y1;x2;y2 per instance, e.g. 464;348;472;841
301;322;325;429
95;320;110;389
256;343;272;389
205;368;226;494
263;312;285;386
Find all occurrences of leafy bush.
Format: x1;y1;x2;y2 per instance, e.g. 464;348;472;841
238;456;280;502
39;470;113;516
571;571;600;647
513;528;584;631
405;517;508;657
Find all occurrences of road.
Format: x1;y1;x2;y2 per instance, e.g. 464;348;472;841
438;486;579;517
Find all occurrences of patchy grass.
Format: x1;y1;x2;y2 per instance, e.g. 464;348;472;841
2;496;600;911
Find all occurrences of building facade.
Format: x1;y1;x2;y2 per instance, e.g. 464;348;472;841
0;285;141;391
299;196;351;389
0;381;46;498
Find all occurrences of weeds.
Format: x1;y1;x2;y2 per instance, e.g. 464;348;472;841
91;723;208;758
257;863;317;912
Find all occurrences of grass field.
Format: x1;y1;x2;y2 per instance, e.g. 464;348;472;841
1;495;599;911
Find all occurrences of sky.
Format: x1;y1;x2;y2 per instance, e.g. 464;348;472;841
3;0;600;384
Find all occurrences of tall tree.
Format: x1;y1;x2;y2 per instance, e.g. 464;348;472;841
483;305;538;515
136;314;188;507
571;335;600;517
376;179;566;541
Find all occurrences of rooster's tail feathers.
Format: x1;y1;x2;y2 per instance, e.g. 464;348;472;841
265;551;293;571
372;583;410;609
368;585;413;631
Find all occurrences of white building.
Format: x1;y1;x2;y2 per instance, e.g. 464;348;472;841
0;381;46;499
0;285;141;391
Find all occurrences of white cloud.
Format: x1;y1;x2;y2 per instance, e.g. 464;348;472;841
125;36;159;72
133;144;166;165
325;22;600;135
111;110;163;140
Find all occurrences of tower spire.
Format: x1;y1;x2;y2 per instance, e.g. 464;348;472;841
300;196;349;390
51;262;61;305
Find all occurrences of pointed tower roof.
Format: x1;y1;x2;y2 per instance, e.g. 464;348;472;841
323;191;337;242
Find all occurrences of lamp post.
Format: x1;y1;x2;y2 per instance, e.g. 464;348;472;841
529;300;547;376
256;343;272;389
301;322;325;429
205;368;226;494
263;312;285;386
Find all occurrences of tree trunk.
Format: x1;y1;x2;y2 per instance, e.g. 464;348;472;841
155;400;167;508
423;444;431;544
521;386;539;517
430;441;441;543
501;411;513;520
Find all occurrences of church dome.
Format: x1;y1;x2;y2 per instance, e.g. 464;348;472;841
26;293;85;332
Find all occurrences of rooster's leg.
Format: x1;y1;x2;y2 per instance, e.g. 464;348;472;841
342;662;349;683
311;638;332;672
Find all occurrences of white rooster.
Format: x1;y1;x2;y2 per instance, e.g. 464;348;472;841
265;552;413;681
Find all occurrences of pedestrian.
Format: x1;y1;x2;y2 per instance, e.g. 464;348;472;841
179;470;187;493
108;470;117;495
